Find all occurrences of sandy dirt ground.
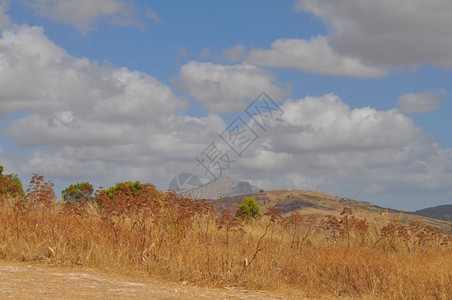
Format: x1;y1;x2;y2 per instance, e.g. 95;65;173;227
0;261;287;300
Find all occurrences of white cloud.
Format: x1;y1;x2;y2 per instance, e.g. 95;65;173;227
1;24;451;208
234;94;452;197
17;113;225;184
295;0;452;68
9;111;136;148
92;68;187;123
222;44;245;62
0;25;214;186
247;36;386;78
173;61;291;113
397;90;445;114
0;26;71;115
247;0;452;77
0;25;186;119
25;0;141;34
271;93;418;152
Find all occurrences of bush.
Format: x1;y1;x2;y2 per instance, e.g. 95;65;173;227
26;173;56;204
62;182;94;201
105;181;143;200
0;172;451;299
236;196;260;221
0;165;25;199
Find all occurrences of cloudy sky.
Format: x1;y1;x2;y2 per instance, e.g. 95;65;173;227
0;0;451;211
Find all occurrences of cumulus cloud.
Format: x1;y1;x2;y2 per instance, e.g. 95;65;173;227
23;126;221;187
272;93;418;152
173;61;291;113
1;24;451;208
0;25;219;186
17;113;226;184
233;94;452;198
25;0;141;34
247;36;386;78
397;90;445;114
295;0;452;68
0;25;186;118
246;0;452;77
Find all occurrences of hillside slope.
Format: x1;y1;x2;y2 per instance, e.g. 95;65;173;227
209;189;451;232
413;204;452;221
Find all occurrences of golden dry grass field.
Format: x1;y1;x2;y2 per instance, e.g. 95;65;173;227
0;180;451;299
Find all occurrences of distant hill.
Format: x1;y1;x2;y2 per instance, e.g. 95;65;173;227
195;175;261;199
413;205;452;222
207;189;451;233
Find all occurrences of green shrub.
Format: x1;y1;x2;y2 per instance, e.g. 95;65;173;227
236;196;260;221
0;165;25;198
105;181;143;200
62;182;94;201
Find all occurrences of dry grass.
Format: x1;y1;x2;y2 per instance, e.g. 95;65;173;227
0;176;451;299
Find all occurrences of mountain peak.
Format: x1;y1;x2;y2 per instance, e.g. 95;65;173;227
199;175;260;199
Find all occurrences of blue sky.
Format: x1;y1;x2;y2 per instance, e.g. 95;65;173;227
0;0;451;211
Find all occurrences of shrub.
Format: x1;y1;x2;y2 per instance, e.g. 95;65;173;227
26;173;56;205
62;182;94;201
0;165;25;199
105;181;143;200
236;196;260;221
0;175;450;299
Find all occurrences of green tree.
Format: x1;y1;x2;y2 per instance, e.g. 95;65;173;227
0;165;25;198
105;181;143;199
236;196;261;221
62;182;94;201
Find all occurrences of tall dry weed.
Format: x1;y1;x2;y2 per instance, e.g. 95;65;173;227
0;177;450;299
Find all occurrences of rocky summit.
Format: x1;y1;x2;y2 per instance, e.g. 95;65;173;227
196;175;261;199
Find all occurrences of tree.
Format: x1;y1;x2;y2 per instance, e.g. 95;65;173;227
0;165;25;199
105;181;143;199
236;196;261;221
62;182;94;201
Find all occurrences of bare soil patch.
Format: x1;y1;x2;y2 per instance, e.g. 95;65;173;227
0;261;283;300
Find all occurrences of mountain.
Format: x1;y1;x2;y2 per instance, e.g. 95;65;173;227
413;205;452;221
207;189;451;233
197;175;261;199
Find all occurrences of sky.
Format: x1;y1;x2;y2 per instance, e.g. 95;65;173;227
0;0;451;211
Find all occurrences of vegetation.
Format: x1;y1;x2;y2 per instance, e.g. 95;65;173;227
235;196;260;221
105;181;143;199
414;204;452;221
62;182;94;201
0;165;25;199
0;173;451;299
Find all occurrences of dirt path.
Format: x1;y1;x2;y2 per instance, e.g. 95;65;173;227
0;261;285;300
